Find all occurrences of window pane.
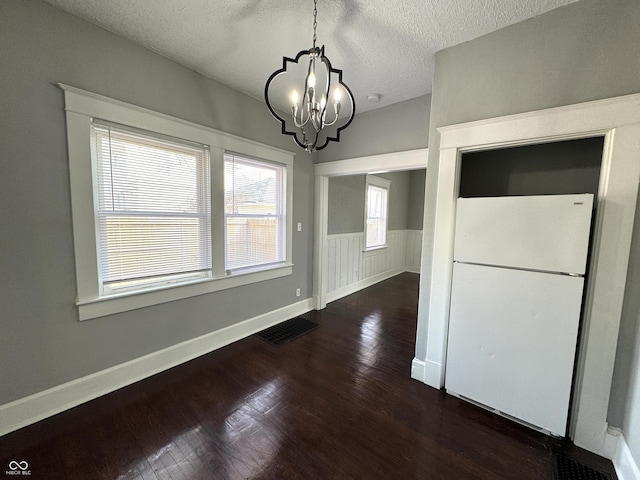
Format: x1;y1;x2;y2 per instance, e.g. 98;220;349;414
368;187;382;218
224;154;285;271
99;215;209;283
225;157;278;215
92;123;211;292
365;183;388;248
225;216;281;270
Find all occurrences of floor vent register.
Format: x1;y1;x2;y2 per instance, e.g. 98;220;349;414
554;453;612;480
255;317;318;346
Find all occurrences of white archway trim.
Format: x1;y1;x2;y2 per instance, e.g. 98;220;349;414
414;92;640;456
315;148;429;177
313;148;428;309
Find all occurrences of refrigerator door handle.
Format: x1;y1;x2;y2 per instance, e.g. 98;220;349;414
453;261;584;278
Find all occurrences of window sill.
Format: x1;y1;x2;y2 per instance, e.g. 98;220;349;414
76;263;294;321
363;246;388;257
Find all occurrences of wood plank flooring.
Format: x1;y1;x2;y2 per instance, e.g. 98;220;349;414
0;273;616;479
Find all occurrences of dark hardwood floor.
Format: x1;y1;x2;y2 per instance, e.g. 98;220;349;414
0;273;616;479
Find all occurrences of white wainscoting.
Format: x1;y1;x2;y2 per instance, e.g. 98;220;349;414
327;232;363;293
405;230;423;273
326;229;422;303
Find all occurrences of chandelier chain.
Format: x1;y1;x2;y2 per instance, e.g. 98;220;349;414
312;0;318;49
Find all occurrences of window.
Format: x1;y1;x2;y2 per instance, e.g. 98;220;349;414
92;122;212;294
224;154;286;272
364;175;390;250
62;84;293;320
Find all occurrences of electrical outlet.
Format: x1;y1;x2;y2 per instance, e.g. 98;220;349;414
296;288;301;297
297;222;302;232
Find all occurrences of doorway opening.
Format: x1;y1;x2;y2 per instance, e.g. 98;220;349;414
414;93;640;455
313;148;428;310
445;136;604;437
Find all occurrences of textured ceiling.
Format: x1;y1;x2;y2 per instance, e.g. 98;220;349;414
43;0;579;114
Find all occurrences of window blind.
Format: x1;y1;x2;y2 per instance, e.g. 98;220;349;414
224;153;286;272
91;122;211;293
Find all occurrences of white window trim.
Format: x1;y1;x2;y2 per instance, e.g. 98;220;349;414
223;153;287;273
60;84;294;321
363;174;391;252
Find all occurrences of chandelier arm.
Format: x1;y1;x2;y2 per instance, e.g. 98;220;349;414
310;113;321;132
316;55;331;129
323;111;340;126
292;106;310;128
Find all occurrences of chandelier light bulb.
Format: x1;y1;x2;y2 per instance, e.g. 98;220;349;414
290;90;299;106
334;89;341;102
308;72;316;88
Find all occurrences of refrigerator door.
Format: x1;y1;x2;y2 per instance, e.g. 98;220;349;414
454;194;593;275
445;262;584;436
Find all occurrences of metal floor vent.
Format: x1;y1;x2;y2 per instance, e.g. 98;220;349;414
255;317;318;346
554;453;612;480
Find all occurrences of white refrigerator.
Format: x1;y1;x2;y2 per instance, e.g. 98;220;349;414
445;193;594;437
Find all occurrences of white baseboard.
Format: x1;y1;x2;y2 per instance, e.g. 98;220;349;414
424;359;444;388
312;293;324;310
605;427;621;459
405;266;421;274
326;267;407;304
0;298;314;437
609;428;640;480
411;358;427;382
411;358;444;390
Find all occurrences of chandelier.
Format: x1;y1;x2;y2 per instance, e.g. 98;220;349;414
264;0;356;152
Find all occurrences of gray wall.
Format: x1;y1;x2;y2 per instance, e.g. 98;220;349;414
610;192;640;458
408;169;426;230
317;95;431;162
459;137;603;197
0;0;314;404
419;0;640;462
327;170;424;235
320;93;430;238
327;176;365;234
378;171;410;231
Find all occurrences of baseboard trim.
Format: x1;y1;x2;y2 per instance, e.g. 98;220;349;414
405;266;421;274
424;359;444;388
610;428;640;480
604;427;620;459
0;298;314;437
411;358;427;383
312;293;324;310
411;358;444;390
326;267;407;304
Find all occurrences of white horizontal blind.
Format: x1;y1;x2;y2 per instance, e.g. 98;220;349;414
365;184;388;248
91;122;211;293
224;153;286;272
